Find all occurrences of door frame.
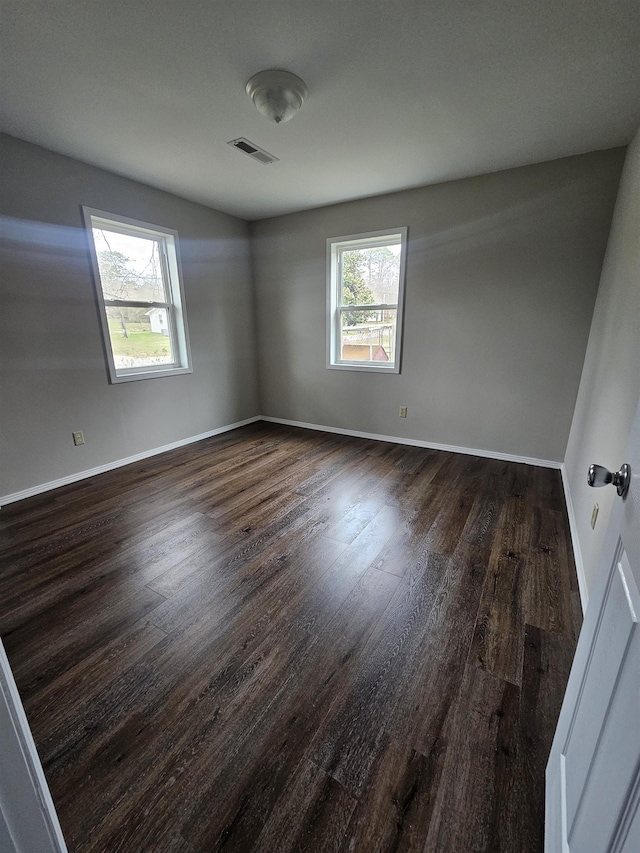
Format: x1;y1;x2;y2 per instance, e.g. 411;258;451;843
0;640;68;853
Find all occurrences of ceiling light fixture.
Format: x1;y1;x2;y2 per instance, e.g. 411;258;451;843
245;69;308;124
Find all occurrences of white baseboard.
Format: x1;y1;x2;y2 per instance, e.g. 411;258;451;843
560;463;589;613
1;413;564;512
261;416;562;469
0;417;261;507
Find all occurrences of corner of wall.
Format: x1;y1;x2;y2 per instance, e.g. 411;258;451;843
560;463;589;612
247;219;264;415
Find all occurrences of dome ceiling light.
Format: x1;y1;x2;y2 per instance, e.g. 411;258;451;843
245;69;308;124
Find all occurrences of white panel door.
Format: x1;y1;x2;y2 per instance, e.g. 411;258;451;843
546;398;640;852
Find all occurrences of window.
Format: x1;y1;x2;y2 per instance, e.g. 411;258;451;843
83;208;192;383
327;228;407;373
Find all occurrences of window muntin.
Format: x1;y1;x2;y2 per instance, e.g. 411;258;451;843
83;209;192;383
327;228;407;372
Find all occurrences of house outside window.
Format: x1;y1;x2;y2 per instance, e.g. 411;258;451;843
146;307;169;336
83;208;192;383
327;228;408;373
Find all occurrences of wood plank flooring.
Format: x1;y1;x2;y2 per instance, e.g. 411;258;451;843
0;423;581;852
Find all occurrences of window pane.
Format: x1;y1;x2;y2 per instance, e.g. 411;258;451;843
340;308;396;363
340;244;401;306
105;306;175;369
93;228;167;303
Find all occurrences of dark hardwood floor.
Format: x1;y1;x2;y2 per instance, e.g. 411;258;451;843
0;423;581;852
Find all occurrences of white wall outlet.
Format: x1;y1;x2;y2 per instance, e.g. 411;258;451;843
590;503;599;529
399;406;407;418
72;430;85;446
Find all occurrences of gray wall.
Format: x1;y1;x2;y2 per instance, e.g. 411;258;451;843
251;150;624;462
0;135;259;499
0;136;629;503
564;130;640;596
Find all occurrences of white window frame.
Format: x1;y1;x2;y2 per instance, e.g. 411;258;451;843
326;227;408;373
82;207;192;384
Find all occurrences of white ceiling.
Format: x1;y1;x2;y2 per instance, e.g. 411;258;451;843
1;0;639;220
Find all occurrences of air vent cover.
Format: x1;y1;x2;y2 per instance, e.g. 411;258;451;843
227;138;278;165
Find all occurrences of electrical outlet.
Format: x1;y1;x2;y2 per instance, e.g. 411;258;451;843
399;406;407;418
72;430;85;446
590;503;599;529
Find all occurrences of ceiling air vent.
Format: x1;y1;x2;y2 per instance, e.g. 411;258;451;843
227;138;279;165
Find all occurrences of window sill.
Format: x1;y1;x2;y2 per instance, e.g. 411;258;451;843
326;363;400;374
108;365;193;384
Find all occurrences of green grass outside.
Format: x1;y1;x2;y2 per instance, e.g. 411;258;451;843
107;320;172;358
